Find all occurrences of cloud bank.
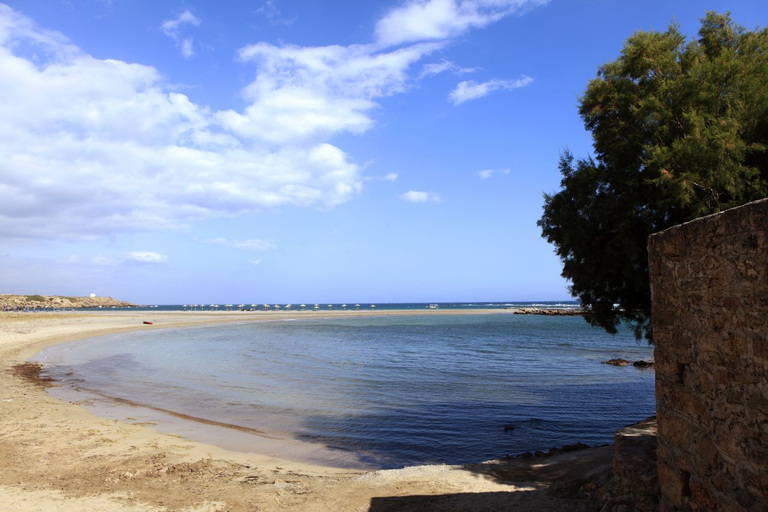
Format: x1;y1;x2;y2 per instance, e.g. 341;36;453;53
0;5;363;241
0;1;543;243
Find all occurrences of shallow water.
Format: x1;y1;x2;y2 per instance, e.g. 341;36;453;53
36;313;655;469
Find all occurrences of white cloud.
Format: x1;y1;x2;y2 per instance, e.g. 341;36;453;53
161;10;201;58
449;75;533;104
161;10;200;34
234;239;276;251
202;237;228;245
125;251;168;264
0;4;545;244
91;255;118;266
365;172;399;182
223;41;439;145
254;0;296;26
376;0;549;47
180;38;194;58
248;259;262;266
478;169;494;179
400;190;441;203
0;6;363;242
203;238;277;251
419;59;476;78
477;168;510;179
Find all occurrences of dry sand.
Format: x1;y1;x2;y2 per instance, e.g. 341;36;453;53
0;310;613;511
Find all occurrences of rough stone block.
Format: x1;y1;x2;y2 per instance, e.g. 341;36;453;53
659;413;693;451
713;368;729;386
689;478;718;510
751;339;768;361
696;437;718;470
658;461;689;509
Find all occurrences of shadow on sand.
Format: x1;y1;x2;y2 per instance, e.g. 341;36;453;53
369;444;615;512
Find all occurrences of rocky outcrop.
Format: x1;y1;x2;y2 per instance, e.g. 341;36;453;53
0;294;136;310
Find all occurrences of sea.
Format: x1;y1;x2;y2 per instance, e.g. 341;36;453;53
105;301;583;312
34;302;656;470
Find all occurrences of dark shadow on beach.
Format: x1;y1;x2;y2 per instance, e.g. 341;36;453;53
368;491;598;512
369;491;550;512
368;444;614;511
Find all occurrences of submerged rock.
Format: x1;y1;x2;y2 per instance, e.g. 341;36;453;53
602;358;655;368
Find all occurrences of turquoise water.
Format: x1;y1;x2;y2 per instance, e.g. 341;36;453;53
36;313;655;469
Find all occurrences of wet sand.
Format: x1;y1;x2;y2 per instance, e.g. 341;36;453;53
0;310;612;511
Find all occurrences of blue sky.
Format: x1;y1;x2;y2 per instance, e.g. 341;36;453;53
1;0;765;305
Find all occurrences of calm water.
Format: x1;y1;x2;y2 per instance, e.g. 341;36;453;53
82;301;581;312
36;312;655;469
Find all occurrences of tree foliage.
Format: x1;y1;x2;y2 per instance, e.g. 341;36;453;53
539;12;768;340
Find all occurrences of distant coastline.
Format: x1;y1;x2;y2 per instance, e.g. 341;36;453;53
0;294;136;311
1;298;584;317
85;301;582;313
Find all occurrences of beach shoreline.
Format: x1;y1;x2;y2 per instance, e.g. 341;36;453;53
0;310;612;511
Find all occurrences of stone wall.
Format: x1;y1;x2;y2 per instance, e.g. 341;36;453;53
648;198;768;511
600;417;659;512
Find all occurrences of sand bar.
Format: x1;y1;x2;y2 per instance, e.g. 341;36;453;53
0;310;612;511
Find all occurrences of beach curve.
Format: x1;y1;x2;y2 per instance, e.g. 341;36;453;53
0;310;612;511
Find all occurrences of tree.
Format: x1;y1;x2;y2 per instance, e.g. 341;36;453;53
539;12;768;340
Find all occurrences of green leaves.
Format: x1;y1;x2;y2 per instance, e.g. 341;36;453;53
539;12;768;341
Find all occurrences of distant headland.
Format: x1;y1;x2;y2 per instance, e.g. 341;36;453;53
0;294;136;311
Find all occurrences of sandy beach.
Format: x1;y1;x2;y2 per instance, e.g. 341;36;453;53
0;310;613;511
